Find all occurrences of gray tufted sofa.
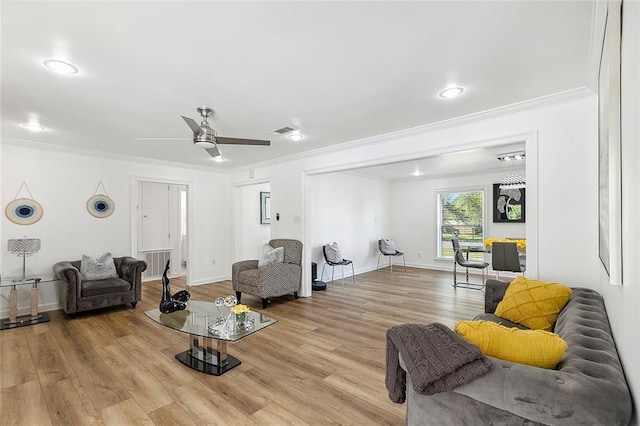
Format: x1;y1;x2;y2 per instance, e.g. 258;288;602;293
232;239;302;309
403;279;632;425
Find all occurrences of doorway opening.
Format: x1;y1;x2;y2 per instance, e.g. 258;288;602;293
136;181;189;281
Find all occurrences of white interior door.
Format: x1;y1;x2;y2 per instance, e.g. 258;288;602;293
141;182;171;250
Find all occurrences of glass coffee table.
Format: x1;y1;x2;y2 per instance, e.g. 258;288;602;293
145;300;276;376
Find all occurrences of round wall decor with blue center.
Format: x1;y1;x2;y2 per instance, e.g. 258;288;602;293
5;197;44;225
87;194;115;218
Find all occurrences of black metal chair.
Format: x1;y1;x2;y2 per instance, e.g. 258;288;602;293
452;238;489;289
491;241;526;278
376;239;406;272
321;244;355;289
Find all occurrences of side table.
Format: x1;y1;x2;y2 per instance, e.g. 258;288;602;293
0;275;58;330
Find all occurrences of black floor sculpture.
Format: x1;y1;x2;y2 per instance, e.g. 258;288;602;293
159;259;191;314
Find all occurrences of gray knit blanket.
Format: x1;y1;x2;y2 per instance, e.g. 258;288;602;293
386;323;492;403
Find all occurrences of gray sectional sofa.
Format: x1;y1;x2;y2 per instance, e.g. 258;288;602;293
402;279;632;425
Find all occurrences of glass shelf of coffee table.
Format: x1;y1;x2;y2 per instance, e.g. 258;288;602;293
0;274;59;330
145;300;277;376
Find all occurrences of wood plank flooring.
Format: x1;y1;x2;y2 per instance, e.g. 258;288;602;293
0;267;483;425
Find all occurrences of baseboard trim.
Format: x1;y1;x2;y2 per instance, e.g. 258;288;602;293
190;275;231;286
0;301;61;319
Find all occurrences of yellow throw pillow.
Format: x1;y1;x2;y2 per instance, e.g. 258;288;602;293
455;320;568;369
494;276;572;331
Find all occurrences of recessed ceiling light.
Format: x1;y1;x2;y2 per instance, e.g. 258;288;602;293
212;156;225;162
412;171;423;177
21;122;46;132
438;86;464;99
43;59;79;75
287;130;304;141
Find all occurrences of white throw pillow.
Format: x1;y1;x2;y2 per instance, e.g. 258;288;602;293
380;238;397;254
80;252;119;281
324;242;343;263
258;244;285;268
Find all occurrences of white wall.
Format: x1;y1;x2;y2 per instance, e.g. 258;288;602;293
390;169;526;273
0;143;231;315
595;2;640;421
309;172;392;280
233;181;271;261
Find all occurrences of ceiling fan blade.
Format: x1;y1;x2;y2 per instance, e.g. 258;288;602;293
205;146;221;157
181;116;203;134
216;136;270;146
133;137;191;141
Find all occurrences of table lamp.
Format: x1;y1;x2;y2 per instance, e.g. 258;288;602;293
7;238;41;282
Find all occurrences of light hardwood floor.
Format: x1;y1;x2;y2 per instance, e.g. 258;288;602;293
0;267;484;425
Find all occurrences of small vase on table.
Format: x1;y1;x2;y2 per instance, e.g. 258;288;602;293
230;304;250;332
235;312;246;330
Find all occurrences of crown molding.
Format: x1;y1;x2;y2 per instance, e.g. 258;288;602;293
0;138;225;174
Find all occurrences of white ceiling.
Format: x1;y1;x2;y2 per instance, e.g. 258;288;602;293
351;142;526;182
1;1;596;176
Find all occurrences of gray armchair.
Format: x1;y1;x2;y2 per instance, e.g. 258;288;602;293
232;239;302;309
53;256;147;317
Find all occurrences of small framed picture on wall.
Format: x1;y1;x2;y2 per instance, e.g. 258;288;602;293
260;191;271;224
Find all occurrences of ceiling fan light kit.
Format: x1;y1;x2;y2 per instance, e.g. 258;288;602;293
192;125;216;147
195;140;215;148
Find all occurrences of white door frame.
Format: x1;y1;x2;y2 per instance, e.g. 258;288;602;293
131;176;194;284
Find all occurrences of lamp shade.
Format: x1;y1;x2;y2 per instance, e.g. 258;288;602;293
7;238;41;256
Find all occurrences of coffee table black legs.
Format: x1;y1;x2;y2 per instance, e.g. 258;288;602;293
175;334;242;376
175;351;241;376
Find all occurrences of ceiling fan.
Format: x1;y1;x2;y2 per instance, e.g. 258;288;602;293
181;106;270;158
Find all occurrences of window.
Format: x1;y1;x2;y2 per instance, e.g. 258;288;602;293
438;189;485;259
